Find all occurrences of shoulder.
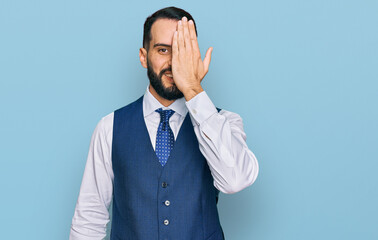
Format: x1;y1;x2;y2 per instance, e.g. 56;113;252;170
218;108;242;120
218;108;245;128
114;96;144;115
93;112;114;140
100;112;114;130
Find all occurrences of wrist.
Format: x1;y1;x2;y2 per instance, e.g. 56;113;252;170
183;85;204;101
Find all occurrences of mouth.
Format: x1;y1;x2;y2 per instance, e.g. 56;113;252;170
163;72;174;81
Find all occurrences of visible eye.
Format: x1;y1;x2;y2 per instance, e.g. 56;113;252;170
158;48;169;54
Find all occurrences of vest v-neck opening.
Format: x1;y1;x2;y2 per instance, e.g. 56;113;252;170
140;103;191;169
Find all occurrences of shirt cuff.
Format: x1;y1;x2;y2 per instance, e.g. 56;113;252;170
185;91;218;125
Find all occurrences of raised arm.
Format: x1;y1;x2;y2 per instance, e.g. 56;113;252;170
186;93;259;194
171;16;258;194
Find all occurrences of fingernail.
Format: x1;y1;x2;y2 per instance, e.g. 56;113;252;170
189;20;193;25
178;20;182;25
182;16;187;21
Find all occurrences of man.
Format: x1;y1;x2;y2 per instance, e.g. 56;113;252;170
70;6;258;240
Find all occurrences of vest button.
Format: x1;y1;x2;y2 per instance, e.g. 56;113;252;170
164;200;170;206
162;182;168;188
164;219;169;225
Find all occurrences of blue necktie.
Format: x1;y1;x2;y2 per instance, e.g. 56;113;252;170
155;108;175;166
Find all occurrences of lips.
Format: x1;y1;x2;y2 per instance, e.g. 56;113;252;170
164;72;173;78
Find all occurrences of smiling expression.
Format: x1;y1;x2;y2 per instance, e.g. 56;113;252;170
140;19;183;100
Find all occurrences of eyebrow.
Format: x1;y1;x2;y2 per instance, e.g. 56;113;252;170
153;43;172;48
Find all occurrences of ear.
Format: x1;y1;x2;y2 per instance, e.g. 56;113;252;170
139;48;148;69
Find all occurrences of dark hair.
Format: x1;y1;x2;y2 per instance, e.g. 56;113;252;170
143;6;197;50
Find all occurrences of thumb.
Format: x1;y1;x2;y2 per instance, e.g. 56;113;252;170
203;47;213;73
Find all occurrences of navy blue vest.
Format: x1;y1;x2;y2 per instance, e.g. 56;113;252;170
111;96;224;240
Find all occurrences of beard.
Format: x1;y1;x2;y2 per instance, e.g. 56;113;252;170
147;60;183;100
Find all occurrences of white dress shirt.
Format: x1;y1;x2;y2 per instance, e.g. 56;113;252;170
70;85;259;239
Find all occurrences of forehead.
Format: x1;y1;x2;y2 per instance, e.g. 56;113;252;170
150;18;178;46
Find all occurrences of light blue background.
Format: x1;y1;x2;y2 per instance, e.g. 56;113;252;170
1;0;377;239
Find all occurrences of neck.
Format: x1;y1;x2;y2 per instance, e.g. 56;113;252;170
149;85;175;107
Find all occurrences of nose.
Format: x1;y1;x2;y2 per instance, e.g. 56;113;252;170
168;56;172;66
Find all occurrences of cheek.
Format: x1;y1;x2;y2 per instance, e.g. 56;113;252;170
150;56;169;72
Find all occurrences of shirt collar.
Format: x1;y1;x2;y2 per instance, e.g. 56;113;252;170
143;85;188;118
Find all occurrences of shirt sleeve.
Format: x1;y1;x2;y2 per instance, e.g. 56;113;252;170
185;91;259;194
70;113;114;240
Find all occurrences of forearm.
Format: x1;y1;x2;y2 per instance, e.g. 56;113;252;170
186;92;259;194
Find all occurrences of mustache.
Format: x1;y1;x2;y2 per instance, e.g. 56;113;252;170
159;67;172;78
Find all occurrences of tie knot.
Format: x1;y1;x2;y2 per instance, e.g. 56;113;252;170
155;108;175;123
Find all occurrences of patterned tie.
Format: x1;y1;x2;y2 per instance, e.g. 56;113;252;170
155;108;175;166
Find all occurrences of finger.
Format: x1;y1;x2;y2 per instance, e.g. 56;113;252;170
182;17;192;54
188;20;200;58
203;47;213;73
172;31;178;62
177;20;185;57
